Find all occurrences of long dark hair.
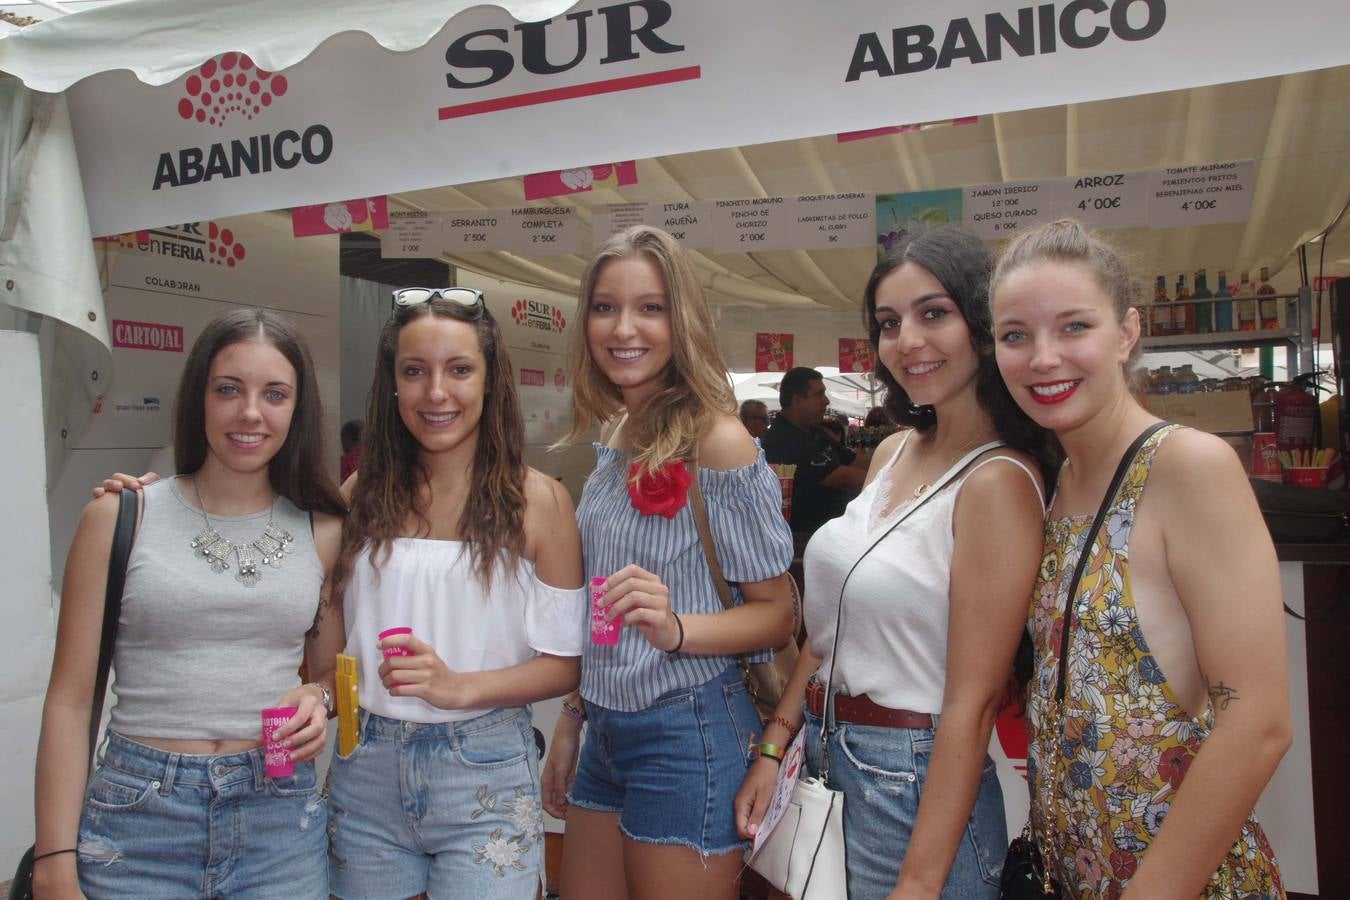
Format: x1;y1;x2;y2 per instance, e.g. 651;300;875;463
335;297;525;594
862;226;1059;481
173;307;344;516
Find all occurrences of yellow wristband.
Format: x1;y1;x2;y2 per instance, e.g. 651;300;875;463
749;741;785;763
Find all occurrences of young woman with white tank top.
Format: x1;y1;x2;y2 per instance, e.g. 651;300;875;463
736;227;1057;899
324;289;585;900
35;309;346;899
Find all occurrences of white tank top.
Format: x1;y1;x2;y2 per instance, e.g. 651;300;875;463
803;437;1043;713
343;538;586;723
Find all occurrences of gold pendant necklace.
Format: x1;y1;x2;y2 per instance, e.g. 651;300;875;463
911;436;986;498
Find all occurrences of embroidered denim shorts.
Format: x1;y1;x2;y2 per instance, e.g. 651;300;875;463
803;706;1006;899
326;706;544;900
76;731;327;899
569;665;761;856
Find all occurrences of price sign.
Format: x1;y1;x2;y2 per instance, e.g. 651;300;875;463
503;206;584;256
1147;160;1254;227
1060;170;1149;229
963;178;1067;240
443;210;511;251
711;194;874;253
382;210;441;259
592;201;714;249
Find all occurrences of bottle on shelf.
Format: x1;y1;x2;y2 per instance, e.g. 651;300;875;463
1193;269;1213;334
1151;275;1171;337
1257;266;1280;329
1213;269;1234;332
1235;269;1257;331
1175;363;1201;394
1175;273;1194;335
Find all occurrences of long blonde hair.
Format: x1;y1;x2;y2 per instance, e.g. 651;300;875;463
563;225;735;476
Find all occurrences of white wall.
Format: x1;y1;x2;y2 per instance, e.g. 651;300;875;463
0;330;55;872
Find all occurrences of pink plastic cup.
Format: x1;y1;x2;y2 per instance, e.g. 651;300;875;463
261;707;297;778
591;576;619;645
379;626;413;659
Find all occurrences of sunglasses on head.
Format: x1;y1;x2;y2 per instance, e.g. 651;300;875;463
391;287;484;311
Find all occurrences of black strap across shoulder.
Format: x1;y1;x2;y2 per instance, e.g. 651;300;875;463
89;490;138;760
1053;423;1168;703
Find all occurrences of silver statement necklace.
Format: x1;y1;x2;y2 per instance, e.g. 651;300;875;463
187;477;293;588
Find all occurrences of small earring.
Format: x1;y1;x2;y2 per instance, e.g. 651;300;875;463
393;391;399;397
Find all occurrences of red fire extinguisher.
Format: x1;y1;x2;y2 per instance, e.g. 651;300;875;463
1273;374;1318;453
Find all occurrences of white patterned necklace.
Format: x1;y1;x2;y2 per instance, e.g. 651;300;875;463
187;477;293;588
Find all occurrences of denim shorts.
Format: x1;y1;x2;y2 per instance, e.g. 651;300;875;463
570;666;761;856
803;706;1006;899
76;731;327;899
326;706;543;900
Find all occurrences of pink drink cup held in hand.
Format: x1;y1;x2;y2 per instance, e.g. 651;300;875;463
379;626;413;659
261;707;297;778
591;576;619;645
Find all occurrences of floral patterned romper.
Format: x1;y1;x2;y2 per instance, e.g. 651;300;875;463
1027;425;1285;899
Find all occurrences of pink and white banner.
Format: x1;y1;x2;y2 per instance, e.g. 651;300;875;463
64;0;1348;236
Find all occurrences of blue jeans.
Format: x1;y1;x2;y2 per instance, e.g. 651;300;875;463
326;706;543;900
569;666;761;856
803;708;1005;899
77;731;327;899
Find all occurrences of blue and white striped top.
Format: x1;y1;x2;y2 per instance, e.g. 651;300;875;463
577;443;795;711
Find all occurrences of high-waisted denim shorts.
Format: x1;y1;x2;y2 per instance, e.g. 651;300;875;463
569;666;762;856
326;706;543;900
77;731;327;899
803;705;1007;899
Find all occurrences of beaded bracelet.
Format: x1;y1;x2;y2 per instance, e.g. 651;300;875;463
767;714;800;740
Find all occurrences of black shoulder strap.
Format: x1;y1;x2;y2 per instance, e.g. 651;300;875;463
89;490;138;763
1053;422;1168;702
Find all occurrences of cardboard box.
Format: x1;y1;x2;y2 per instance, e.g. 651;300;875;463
1145;391;1254;434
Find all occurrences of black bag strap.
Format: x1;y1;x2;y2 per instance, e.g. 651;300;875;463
88;490;138;763
1053;423;1168;703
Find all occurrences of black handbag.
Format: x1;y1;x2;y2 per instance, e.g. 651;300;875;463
10;490;137;900
1000;423;1168;900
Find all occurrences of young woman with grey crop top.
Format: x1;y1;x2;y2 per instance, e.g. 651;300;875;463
33;309;345;899
736;227;1057;899
324;289;585;900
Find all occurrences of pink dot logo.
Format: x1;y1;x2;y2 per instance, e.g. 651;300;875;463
206;222;249;268
177;54;288;126
551;307;567;332
511;300;528;325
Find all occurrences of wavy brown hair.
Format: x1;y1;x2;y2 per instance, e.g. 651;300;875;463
174;307;344;516
333;296;525;594
561;225;736;475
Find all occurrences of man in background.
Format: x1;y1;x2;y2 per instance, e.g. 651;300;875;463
762;367;865;537
739;399;770;441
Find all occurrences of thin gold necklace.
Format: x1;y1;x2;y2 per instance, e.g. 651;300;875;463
912;434;988;498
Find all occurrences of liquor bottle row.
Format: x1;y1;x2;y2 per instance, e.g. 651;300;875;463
1143;266;1284;337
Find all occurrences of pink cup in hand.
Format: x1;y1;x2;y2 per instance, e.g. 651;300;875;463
591;576;619;645
379;626;413;659
261;707;297;778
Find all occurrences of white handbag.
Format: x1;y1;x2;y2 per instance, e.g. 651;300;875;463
745;442;1002;900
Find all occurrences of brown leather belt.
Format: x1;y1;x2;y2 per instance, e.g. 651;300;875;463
806;680;934;729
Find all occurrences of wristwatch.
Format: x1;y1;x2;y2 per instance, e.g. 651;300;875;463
312;682;333;715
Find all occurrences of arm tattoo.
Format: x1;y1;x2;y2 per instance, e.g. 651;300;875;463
308;597;326;640
1204;675;1240;711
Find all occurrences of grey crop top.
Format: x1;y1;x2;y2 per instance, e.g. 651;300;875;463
105;478;324;740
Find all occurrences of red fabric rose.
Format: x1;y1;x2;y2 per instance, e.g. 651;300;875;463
627;460;693;518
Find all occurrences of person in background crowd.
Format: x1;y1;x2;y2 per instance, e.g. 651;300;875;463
991;219;1288;898
864;405;892;429
739;398;770;441
542;225;795;900
762;366;866;537
326;288;584;900
39;308;345;899
339;419;363;482
737;226;1054;899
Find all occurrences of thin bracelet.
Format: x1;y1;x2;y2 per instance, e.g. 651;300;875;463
560;696;586;723
768;714;800;740
666;612;685;654
33;848;78;863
